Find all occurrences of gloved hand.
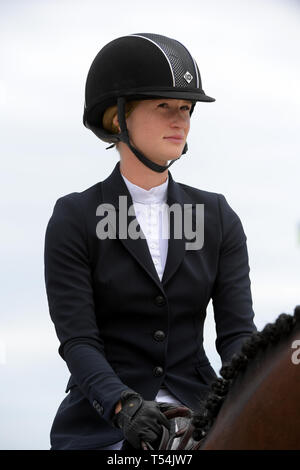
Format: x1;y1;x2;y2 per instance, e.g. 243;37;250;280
111;390;177;449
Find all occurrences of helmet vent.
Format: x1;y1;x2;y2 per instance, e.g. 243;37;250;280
132;33;199;88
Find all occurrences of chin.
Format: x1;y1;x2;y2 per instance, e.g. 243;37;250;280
161;148;184;161
144;146;184;166
164;144;186;161
166;151;184;161
155;154;181;166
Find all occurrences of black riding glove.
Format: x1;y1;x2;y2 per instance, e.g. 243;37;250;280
111;390;175;449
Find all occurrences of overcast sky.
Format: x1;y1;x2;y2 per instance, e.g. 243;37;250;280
1;0;299;449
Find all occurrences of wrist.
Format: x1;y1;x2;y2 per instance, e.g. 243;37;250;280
114;400;122;414
111;390;143;428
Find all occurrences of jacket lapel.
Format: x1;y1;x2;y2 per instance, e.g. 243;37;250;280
101;163;162;288
100;162;196;289
162;175;187;285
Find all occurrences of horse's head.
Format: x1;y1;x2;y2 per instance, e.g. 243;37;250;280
191;305;300;449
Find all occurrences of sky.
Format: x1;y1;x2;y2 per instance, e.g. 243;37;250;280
0;0;299;450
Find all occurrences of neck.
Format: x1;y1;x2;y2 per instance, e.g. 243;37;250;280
119;145;168;190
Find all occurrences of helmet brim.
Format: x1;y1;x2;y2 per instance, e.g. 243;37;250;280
130;89;215;102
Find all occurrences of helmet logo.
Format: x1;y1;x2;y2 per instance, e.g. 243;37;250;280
184;71;193;84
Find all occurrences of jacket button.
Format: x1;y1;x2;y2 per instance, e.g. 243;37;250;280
153;366;164;377
93;400;104;415
154;295;166;306
153;330;165;342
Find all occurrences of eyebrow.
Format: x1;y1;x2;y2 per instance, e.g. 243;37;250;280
156;99;193;104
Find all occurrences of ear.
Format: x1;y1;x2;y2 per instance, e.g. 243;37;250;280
112;114;120;132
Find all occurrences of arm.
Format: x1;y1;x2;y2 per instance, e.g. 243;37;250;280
44;194;131;422
212;194;256;364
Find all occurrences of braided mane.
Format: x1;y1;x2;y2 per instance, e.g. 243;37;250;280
192;305;300;441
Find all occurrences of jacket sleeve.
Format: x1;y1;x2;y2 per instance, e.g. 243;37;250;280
44;194;131;422
212;194;256;364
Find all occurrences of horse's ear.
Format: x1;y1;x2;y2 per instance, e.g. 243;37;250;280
294;305;300;322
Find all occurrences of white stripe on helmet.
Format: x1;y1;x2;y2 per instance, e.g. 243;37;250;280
129;34;176;87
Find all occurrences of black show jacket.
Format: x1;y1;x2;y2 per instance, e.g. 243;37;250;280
44;162;255;449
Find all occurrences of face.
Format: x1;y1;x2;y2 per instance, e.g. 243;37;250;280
117;98;192;166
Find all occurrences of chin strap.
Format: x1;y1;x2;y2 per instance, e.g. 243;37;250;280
115;97;187;174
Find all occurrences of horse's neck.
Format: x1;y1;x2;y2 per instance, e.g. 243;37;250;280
201;331;300;450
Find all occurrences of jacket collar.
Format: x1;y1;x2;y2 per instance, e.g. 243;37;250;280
121;173;169;204
101;162;195;290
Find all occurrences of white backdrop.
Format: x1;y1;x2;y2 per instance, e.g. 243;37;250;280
1;0;299;449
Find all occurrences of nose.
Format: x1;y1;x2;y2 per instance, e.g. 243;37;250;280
170;109;190;130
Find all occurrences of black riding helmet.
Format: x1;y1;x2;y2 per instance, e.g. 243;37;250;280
83;33;215;173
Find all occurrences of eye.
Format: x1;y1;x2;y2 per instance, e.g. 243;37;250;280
181;104;192;111
157;102;169;108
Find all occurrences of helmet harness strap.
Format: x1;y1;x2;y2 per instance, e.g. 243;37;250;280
116;97;187;174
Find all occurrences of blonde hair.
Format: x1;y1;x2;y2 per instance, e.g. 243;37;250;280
102;100;139;134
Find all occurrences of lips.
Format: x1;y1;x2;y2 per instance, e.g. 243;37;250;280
164;135;184;143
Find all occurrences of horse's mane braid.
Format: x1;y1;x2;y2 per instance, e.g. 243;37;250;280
192;305;300;441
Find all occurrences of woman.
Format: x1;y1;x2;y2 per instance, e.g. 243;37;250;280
44;33;256;450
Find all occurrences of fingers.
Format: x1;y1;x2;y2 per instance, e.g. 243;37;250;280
140;429;160;444
158;412;171;430
160;404;193;420
157;401;178;413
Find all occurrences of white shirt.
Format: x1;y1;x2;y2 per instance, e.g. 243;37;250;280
121;173;169;281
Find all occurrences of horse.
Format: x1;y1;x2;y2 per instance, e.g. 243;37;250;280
170;305;300;450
